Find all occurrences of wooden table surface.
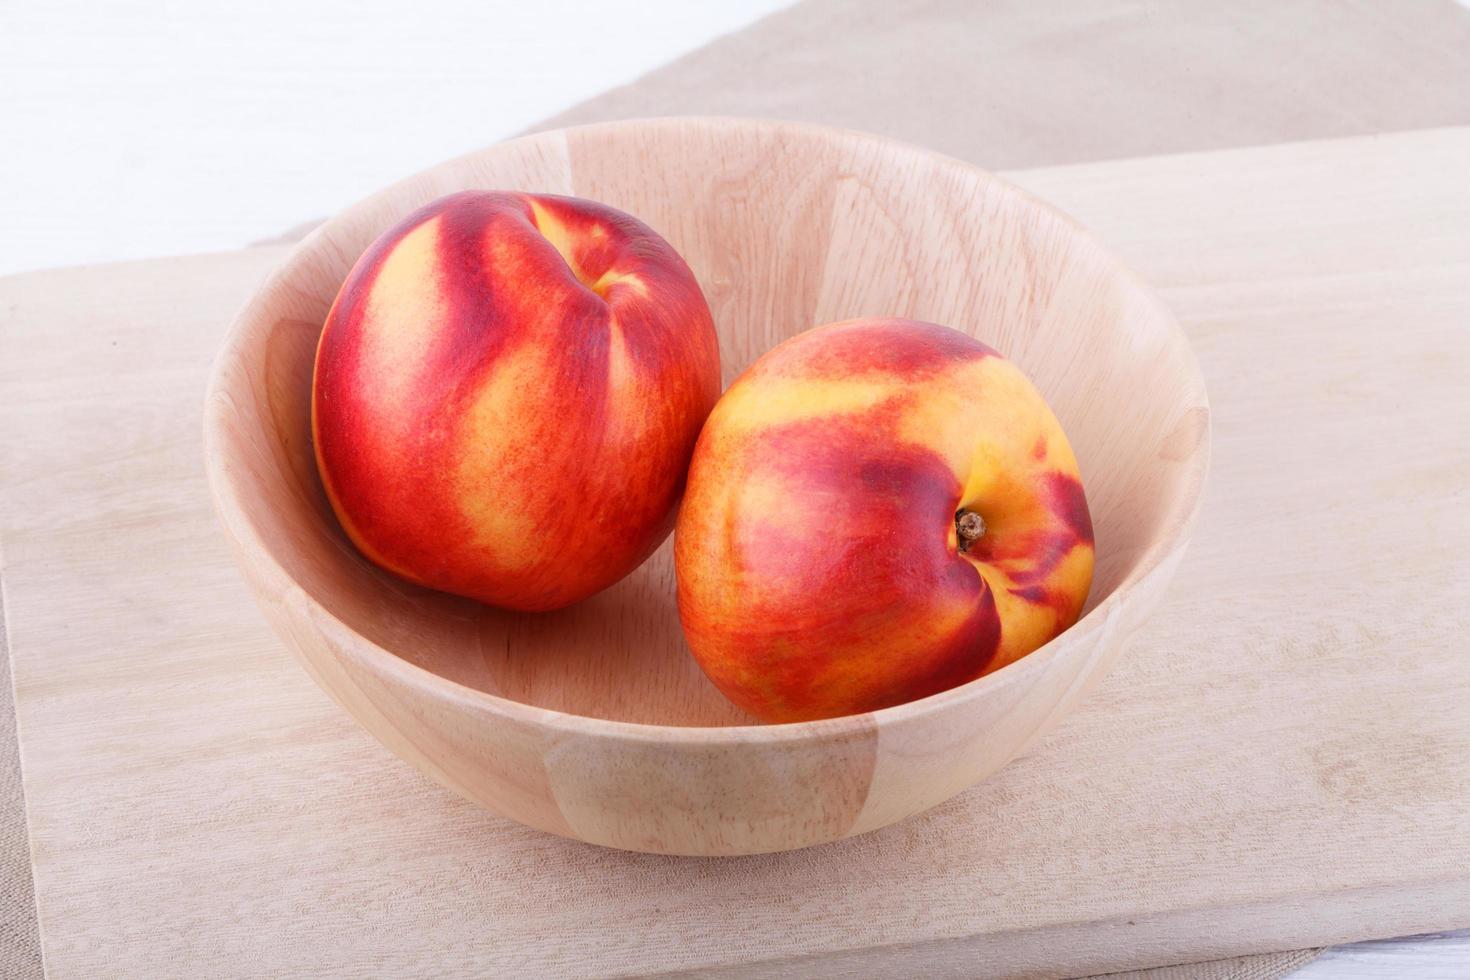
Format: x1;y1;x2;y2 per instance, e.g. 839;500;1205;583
2;127;1469;977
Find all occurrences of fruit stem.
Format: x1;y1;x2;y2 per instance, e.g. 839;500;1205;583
956;510;986;552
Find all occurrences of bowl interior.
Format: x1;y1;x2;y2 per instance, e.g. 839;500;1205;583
212;119;1207;726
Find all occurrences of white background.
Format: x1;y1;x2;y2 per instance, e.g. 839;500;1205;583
0;0;792;275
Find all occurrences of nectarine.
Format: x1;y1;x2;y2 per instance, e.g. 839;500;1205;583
313;191;720;611
675;318;1093;722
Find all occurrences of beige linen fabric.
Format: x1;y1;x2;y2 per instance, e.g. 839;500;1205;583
540;0;1470;171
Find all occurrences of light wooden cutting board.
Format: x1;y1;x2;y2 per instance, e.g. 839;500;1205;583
3;127;1468;979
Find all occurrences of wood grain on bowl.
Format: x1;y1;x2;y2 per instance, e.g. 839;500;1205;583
203;118;1208;855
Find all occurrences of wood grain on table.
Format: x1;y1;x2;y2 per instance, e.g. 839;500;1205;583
1;127;1468;978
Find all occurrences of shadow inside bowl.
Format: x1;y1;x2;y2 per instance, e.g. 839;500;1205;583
254;313;752;726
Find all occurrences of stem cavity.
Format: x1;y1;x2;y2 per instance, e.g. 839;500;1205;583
955;509;986;552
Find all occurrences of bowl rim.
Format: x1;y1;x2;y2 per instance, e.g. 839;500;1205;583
204;115;1211;745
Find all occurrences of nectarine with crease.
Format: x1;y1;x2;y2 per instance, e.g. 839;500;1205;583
312;191;721;611
675;318;1094;722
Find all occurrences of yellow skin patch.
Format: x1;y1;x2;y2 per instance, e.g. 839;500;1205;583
455;340;557;574
356;217;446;419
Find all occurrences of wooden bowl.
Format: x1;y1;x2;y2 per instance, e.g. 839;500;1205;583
204;118;1209;856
